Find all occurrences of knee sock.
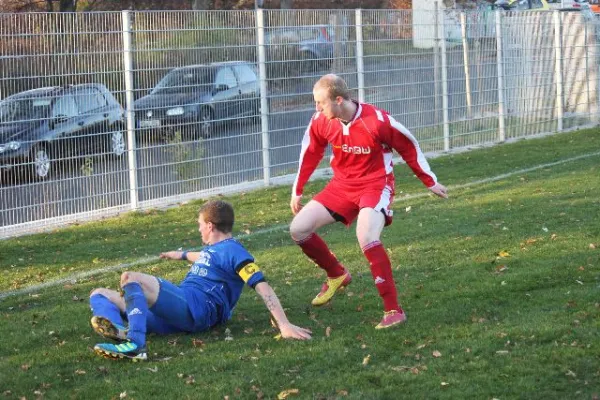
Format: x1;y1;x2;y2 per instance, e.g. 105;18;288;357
123;282;148;348
295;233;346;278
362;241;402;313
90;294;125;327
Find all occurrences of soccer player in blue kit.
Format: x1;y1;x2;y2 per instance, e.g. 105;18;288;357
90;200;312;360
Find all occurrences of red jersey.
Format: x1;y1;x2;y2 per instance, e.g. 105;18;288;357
292;102;438;197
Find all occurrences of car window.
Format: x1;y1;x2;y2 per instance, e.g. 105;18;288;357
52;95;78;118
0;98;51;123
215;67;237;89
233;65;257;85
530;0;543;8
95;89;108;107
74;89;103;114
152;68;214;94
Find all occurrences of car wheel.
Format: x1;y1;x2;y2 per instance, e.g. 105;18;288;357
198;107;213;139
31;144;52;180
110;126;126;157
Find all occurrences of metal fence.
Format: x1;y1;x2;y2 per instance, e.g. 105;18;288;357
0;8;598;238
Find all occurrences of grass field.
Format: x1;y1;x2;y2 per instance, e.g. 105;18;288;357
1;129;599;400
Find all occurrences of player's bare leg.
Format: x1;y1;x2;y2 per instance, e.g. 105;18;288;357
291;201;351;306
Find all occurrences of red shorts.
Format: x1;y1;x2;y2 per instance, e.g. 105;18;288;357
313;177;395;227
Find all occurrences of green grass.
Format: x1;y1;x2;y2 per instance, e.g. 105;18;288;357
1;129;600;399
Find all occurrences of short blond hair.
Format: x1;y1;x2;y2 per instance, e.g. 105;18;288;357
314;74;351;101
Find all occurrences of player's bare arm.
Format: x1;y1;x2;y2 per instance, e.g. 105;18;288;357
254;282;312;340
159;251;200;262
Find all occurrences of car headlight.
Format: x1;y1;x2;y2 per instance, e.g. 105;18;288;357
0;141;21;154
166;107;185;116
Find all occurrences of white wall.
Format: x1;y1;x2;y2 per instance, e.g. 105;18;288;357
412;0;454;48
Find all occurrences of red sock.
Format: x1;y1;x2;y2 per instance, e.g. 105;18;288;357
295;233;345;278
362;241;402;313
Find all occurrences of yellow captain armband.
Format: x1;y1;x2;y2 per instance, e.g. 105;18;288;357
238;262;261;283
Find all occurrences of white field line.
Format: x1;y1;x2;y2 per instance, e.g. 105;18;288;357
0;224;289;301
1;150;599;301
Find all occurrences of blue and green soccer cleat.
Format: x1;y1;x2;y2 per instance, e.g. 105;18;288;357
94;341;147;361
91;316;128;341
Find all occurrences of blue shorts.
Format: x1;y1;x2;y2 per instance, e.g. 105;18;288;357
146;278;214;335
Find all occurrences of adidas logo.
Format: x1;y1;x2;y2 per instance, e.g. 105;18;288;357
128;308;143;316
374;276;386;285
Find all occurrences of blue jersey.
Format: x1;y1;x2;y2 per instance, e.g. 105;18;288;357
179;238;265;325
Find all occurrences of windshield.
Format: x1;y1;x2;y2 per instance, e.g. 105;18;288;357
0;97;52;123
152;68;215;94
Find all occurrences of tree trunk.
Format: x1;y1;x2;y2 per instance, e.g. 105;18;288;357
280;0;293;9
191;0;212;9
59;0;76;11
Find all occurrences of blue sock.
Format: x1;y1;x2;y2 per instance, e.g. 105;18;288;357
90;294;125;327
123;282;147;348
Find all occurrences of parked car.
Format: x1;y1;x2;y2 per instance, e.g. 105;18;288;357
493;0;550;10
559;0;590;10
0;84;126;181
265;25;345;72
134;61;260;140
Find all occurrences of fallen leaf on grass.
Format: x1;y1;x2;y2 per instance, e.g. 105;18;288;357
441;382;450;387
497;251;510;258
565;370;576;377
432;350;442;358
192;338;204;348
590;243;596;249
74;369;86;375
362;354;371;366
21;364;30;371
495;265;508;273
119;391;127;399
337;390;349;396
146;366;158;373
325;327;331;337
277;389;299;399
495;350;509;355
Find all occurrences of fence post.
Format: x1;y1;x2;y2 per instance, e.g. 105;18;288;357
355;9;365;103
461;12;472;119
434;3;440;126
553;10;564;132
437;4;450;151
584;17;592;122
256;8;271;186
495;10;505;142
121;10;139;210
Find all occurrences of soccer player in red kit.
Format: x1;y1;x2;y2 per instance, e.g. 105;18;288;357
290;74;448;329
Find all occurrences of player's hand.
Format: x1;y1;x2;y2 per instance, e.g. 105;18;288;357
159;251;181;260
429;183;448;199
290;195;303;215
278;322;312;340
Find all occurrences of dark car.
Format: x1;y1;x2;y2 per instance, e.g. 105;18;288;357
134;61;260;139
0;84;125;180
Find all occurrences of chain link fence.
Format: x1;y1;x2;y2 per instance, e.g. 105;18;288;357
1;8;598;237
